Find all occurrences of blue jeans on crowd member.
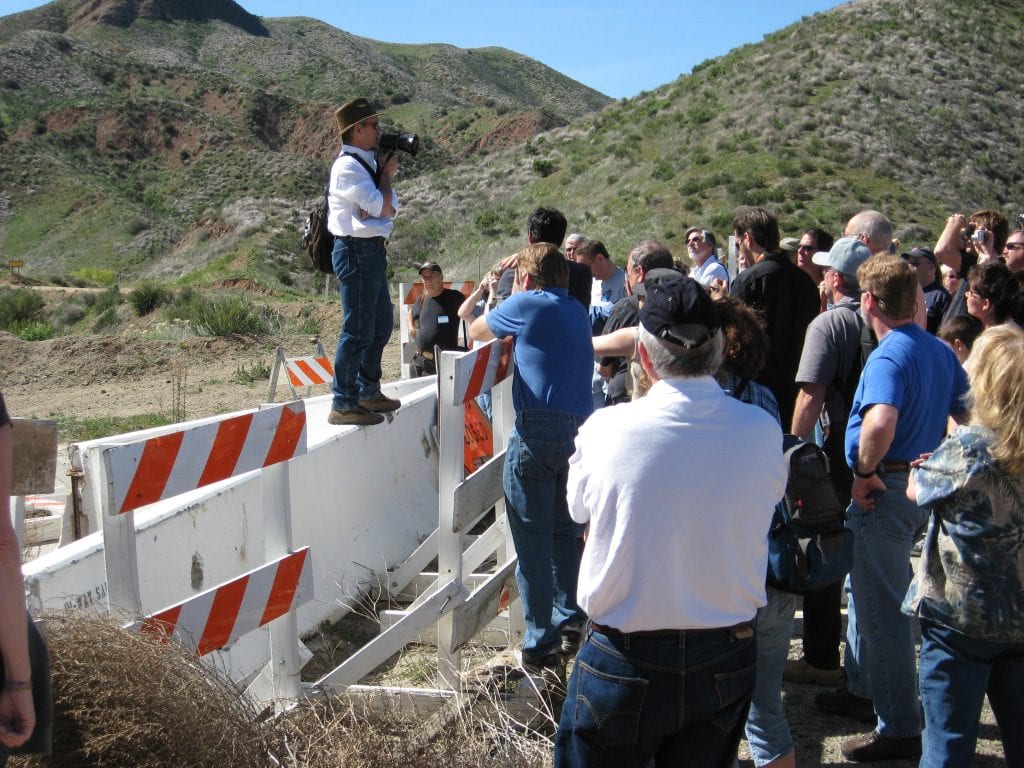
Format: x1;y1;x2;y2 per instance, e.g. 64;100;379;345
745;587;799;766
331;236;393;411
503;409;585;661
918;620;1024;767
843;469;927;739
555;624;757;768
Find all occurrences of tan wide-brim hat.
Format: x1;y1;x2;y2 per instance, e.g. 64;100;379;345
335;98;379;135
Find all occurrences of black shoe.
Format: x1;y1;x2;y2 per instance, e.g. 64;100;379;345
841;730;921;762
814;686;876;723
559;626;582;656
521;651;561;675
328;405;384;426
359;394;401;412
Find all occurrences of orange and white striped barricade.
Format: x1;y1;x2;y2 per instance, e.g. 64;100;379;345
398;280;475;379
100;400;308;702
435;337;515;687
267;341;333;402
135;547;313;657
309;338;514;697
100;400;307;612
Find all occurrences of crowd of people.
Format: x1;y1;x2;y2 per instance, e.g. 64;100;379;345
322;96;1024;766
448;203;1023;768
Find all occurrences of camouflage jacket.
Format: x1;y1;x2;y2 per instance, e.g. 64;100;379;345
903;425;1024;642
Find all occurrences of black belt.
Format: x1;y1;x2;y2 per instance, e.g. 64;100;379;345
339;235;387;245
591;620;754;641
880;460;911;473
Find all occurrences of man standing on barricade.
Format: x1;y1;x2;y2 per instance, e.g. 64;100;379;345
818;255;968;762
326;97;401;427
555;277;786;768
469;243;593;674
407;261;466;377
785;237;873;692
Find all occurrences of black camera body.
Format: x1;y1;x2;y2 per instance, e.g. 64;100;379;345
379;133;419;157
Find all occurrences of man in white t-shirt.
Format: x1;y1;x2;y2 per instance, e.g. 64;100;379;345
555;276;786;768
686;226;729;288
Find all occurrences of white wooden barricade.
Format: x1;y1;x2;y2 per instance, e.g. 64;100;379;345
98;400;310;703
267;340;331;403
310;336;517;703
398;280;475;379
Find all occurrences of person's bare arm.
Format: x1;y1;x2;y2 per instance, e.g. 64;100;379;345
851;403;898;509
469;315;496;342
592;327;637;358
0;419;35;749
791;383;827;441
934;213;964;273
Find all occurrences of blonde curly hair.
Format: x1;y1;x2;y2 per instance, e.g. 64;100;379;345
968;324;1024;474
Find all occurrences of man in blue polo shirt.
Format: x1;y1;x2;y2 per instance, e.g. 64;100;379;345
818;255;968;762
470;242;594;672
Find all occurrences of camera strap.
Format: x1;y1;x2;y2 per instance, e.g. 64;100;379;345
343;151;381;189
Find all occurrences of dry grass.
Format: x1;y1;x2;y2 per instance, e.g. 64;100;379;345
17;611;552;768
19;612;276;768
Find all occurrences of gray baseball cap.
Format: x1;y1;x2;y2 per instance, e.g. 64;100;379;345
812;236;872;278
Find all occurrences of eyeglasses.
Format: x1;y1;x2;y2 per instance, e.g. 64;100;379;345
1004;243;1024;251
796;244;816;253
687;237;703;246
966;286;982;298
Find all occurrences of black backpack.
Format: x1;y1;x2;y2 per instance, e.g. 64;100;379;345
767;435;854;593
302;185;334;274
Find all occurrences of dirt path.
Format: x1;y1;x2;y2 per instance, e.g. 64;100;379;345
0;330;403;424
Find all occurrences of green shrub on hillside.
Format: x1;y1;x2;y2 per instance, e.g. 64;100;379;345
128;281;172;316
0;288;44;329
92;306;120;332
188;295;271;337
91;284;122;315
9;320;54;341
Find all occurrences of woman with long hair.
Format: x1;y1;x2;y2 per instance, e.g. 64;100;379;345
905;325;1024;766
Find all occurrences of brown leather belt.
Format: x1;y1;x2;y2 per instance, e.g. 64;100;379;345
416;349;434;361
880;460;911;473
591;620;754;640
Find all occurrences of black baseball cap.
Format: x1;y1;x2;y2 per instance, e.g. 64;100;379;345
640;277;720;349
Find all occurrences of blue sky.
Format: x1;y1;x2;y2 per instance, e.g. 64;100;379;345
4;0;846;98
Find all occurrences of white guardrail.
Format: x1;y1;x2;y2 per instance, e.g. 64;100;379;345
23;377;439;706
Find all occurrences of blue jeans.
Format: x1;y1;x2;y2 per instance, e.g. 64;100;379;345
555;624;757;768
503;410;585;659
745;587;798;766
919;620;1024;767
331;236;393;410
843;469;927;738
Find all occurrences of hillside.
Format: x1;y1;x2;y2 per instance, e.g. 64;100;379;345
1;0;1023;290
395;0;1024;274
0;0;609;281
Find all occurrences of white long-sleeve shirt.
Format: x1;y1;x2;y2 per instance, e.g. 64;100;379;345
326;144;399;238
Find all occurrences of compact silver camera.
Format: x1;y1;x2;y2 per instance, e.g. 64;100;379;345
972;229;986;245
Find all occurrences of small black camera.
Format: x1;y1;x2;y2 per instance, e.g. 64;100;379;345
379;133;419;157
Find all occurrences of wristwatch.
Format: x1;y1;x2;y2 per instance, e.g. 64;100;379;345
853;464;876;479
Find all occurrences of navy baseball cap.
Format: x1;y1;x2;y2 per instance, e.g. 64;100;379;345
640;276;720;349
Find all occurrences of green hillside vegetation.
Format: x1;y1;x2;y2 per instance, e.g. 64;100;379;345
0;0;607;285
1;0;1023;294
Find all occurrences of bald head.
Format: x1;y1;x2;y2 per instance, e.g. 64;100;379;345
845;210;893;256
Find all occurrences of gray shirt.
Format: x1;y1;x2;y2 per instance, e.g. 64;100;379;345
794;295;864;427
